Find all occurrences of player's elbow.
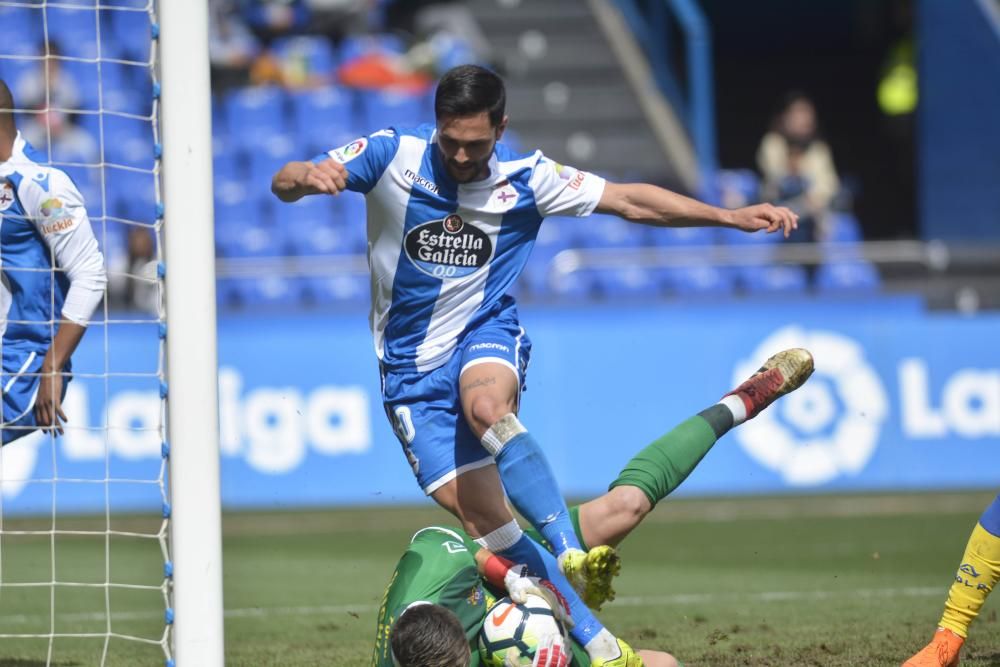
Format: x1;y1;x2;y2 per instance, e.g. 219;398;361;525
599;183;653;223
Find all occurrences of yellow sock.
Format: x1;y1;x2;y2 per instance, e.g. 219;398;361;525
939;522;1000;638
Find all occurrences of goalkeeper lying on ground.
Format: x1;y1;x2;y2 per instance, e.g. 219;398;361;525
372;348;814;667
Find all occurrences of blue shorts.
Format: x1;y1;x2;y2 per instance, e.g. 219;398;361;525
381;322;532;494
1;345;69;445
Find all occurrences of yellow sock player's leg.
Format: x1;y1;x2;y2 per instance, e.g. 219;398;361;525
939;522;1000;638
904;494;1000;667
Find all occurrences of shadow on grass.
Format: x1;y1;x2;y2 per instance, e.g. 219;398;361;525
0;661;80;667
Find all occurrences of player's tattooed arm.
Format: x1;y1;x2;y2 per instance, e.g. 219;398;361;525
597;181;799;237
271;159;348;202
461;376;497;393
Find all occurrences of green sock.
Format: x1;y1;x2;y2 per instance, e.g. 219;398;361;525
608;407;730;508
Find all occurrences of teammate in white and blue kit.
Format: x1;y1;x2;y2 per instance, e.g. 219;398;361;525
273;65;797;666
0;81;107;444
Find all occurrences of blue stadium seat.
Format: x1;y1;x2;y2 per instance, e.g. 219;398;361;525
824;211;863;243
333;193;368;251
110;7;153;62
815;261;880;292
59;60;103;112
359;88;427;131
233;276;299;308
547;267;596;300
664;265;735;296
247;133;298;193
280;197;355;256
0;7;43;53
578;214;643;249
224;86;289;148
0;52;38;96
213;147;242;184
216;277;242;309
737;265;809;293
218;221;286;259
102;114;154;169
592;266;661;299
46;6;99;59
522;217;577;297
714;169;760;207
108;168;157;224
646;226;714;248
302;275;369;306
290;86;356;151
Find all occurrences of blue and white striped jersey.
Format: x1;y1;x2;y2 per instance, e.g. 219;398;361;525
314;124;605;373
0;133;106;349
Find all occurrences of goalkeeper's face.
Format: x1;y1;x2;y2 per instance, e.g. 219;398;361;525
436;111;507;184
389;603;472;667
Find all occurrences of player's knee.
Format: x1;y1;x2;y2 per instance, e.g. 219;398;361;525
459;505;515;539
608;486;652;526
467;395;511;435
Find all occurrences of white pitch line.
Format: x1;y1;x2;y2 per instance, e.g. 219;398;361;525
0;586;946;627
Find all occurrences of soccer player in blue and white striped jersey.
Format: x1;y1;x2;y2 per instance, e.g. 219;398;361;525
273;65;797;666
0;80;107;444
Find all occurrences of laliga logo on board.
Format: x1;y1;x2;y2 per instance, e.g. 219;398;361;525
732;326;889;486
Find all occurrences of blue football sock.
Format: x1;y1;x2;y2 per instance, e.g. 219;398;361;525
478;527;605;647
489;427;580;555
979;493;1000;536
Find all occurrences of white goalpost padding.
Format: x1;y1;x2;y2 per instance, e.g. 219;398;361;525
159;0;225;665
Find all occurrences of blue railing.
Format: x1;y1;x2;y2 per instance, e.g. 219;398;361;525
613;0;717;189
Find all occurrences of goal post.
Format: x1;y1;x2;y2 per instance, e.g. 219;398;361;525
159;0;225;664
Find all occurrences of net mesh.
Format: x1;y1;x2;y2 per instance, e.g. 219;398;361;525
0;1;171;664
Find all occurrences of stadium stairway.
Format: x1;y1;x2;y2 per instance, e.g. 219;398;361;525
467;0;683;186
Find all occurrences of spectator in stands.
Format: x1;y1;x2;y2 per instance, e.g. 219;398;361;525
756;92;840;243
108;227;158;314
210;0;261;92
384;0;494;75
15;42;81;114
241;0;311;46
302;0;368;45
15;42;97;165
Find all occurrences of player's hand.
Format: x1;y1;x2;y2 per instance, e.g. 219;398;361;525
532;633;571;667
295;159;348;196
34;368;67;436
505;565;574;629
730;203;798;238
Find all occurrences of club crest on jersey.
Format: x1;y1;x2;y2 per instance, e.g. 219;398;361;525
404;215;493;279
331;137;367;164
0;183;13;211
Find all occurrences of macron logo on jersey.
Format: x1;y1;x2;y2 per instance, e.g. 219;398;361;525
404;169;439;195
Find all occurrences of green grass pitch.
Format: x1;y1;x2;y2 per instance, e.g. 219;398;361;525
1;491;998;666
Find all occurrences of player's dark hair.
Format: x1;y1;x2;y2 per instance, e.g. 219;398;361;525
434;64;505;127
389;603;471;667
0;79;16;136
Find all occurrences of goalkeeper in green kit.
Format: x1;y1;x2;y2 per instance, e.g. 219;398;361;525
372;349;814;667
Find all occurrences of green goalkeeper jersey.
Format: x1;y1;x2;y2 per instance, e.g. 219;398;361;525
371;525;590;667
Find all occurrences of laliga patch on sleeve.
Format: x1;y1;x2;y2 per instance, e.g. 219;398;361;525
38;197;78;235
330;137;368;164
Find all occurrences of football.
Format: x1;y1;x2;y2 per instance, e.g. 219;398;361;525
478;594;570;667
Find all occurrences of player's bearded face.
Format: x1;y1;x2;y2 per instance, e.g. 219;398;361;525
436;112;507;183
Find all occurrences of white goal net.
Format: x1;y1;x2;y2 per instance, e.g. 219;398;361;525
0;1;177;664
